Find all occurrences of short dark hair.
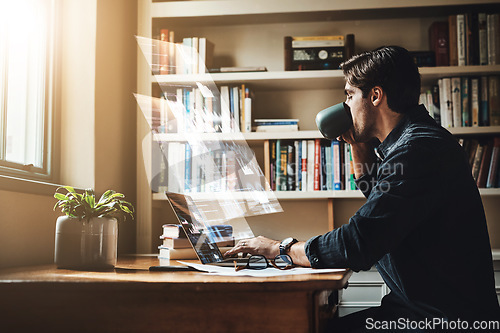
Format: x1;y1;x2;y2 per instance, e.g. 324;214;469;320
340;46;421;113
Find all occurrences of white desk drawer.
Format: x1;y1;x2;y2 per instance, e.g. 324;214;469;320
341;282;387;304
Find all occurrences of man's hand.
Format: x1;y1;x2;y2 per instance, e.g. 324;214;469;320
224;236;280;259
337;126;356;145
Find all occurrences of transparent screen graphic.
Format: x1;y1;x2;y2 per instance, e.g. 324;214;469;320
135;36;282;242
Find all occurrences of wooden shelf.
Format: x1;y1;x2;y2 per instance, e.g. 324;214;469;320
153;188;500;202
152;127;500;143
479;188;500;196
154;66;500;92
152;130;322;143
152;0;500;20
448;126;500;135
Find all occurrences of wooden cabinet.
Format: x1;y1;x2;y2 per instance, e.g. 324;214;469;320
137;0;500;253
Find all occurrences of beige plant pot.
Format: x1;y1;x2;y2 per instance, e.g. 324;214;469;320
54;216;118;270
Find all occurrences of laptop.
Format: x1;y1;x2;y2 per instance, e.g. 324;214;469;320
163;191;249;268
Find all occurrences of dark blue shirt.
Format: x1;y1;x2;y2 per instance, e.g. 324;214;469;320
305;105;499;320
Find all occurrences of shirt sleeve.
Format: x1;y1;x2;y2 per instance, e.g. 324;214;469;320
305;142;443;271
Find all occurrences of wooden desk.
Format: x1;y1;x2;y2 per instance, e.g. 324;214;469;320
0;256;351;333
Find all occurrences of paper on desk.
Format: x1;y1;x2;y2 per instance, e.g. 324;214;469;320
177;261;345;277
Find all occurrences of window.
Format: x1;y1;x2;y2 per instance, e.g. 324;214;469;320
0;0;56;181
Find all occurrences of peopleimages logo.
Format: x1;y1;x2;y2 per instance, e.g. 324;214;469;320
365;318;500;331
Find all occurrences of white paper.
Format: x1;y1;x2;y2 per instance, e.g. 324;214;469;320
177;261;345;277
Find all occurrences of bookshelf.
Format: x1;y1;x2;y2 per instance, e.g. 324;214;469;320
137;0;500;253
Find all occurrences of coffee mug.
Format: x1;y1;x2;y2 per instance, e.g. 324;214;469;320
315;102;353;140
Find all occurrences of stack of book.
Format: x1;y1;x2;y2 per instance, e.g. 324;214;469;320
429;12;500;67
419;75;500;128
254;119;299;132
157;224;235;265
152;28;214;75
459;136;500;188
266;139;356;192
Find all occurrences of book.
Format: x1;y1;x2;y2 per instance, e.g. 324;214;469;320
152;29;160;75
296;140;301;191
279;141;288;191
161;224;186;239
255;125;299;132
243;87;252;132
231;86;240;132
472;142;485;181
471;78;480;127
287;142;296;191
160;237;192;249
439;78;453;127
487;137;500;188
275;139;282;190
332;140;341;190
489;76;500;126
480;76;489;126
487;14;500;65
457;14;466;66
429;21;449;66
198;37;214;74
477;140;493;188
254;119;299;125
461;77;470;127
324;141;332;190
220;86;231;133
451;77;462;127
466;13;479;66
448;15;458;66
160;29;170;74
300;140;307;191
313;139;321;191
478;13;488;65
169;31;175;73
431;84;441;125
307;140;315;192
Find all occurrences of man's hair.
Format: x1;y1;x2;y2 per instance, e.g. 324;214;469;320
340;46;421;113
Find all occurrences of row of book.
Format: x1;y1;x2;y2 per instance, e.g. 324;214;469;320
153;84;252;134
419;75;500;128
153;29;214;75
157;224;235;264
429;12;500;67
153;142;239;194
459;137;500;188
266;139;356;192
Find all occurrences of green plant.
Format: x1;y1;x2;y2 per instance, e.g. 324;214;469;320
54;186;134;221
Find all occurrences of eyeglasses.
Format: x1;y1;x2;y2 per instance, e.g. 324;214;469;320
234;254;294;272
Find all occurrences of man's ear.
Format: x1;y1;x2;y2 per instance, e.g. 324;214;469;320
371;86;383;106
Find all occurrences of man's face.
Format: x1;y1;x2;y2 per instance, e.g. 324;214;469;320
344;82;375;143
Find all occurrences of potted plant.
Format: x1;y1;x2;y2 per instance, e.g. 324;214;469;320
53;186;134;270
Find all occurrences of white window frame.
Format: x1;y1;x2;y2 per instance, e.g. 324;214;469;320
0;0;58;183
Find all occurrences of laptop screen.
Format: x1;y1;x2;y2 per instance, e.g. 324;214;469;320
165;192;224;264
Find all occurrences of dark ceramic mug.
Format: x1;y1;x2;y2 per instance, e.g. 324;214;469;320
315;102;353;140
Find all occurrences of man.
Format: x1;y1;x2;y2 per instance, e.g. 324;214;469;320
225;46;500;331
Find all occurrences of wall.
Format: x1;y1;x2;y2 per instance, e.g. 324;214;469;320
95;0;138;254
0;0;138;269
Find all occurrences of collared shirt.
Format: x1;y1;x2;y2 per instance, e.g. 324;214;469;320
305;105;500;320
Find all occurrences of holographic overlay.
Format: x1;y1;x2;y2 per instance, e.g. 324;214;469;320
135;36;282;242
